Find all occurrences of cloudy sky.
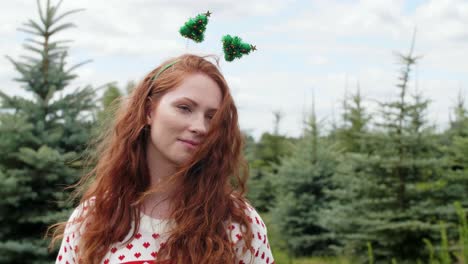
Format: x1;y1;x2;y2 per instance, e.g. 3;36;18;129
1;0;468;140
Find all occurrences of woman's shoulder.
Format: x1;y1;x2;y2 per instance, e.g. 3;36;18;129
229;200;274;263
63;197;95;234
228;199;269;239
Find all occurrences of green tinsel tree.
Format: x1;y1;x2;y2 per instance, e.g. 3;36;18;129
222;35;256;62
179;11;211;43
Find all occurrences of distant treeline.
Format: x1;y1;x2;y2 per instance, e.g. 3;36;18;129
244;37;468;263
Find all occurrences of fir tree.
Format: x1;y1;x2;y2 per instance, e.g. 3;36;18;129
322;86;374;258
436;92;468;224
357;36;440;262
271;100;338;256
0;1;97;262
326;34;450;262
332;84;371;153
96;83;122;129
247;111;293;212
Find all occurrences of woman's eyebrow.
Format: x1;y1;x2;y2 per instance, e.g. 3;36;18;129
179;97;218;111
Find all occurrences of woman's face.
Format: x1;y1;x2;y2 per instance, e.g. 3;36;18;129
146;73;222;166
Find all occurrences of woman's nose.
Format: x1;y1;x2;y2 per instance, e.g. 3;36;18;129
189;114;208;135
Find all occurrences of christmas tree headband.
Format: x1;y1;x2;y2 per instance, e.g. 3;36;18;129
151;11;256;81
179;11;256;62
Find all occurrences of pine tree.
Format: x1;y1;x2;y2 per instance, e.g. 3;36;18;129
322;86;374;258
247;111;293;212
0;1;97;262
437;92;468;224
332;84;371;153
326;34;450;262
271;101;338;256
96;83;123;128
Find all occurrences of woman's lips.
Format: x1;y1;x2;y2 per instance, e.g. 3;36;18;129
178;139;198;149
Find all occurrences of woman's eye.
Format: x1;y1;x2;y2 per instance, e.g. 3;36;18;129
178;105;191;112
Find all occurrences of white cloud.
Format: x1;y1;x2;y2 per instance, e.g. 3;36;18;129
1;0;467;140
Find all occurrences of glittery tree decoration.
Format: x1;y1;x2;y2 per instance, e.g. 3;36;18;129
222;34;256;62
179;11;211;43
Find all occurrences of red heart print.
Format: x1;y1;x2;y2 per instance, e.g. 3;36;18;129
152;233;160;239
134;252;141;258
143;242;150;248
111;247;117;253
118;255;125;261
126;243;133;250
135;233;142;239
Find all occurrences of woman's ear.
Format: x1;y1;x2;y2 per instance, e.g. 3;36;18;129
146;112;152;125
145;98;153;124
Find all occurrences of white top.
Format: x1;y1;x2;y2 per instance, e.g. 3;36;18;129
55;202;275;264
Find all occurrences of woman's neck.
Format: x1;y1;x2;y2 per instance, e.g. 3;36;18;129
144;141;179;219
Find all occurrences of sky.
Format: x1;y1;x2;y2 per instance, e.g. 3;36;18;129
1;0;468;140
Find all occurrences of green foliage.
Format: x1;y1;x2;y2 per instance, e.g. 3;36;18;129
102;84;122;109
0;1;97;262
423;239;436;264
96;83;123;132
271;109;338;256
323;35;464;263
246;131;294;212
262;212;354;264
179;11;210;43
221;34;256;62
455;202;468;263
421;202;468;264
246;111;294;212
438;221;451;264
331;86;372;153
367;242;374;264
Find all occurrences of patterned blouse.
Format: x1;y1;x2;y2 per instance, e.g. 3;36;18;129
55;201;275;264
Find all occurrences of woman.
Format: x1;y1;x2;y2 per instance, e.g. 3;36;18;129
50;54;274;264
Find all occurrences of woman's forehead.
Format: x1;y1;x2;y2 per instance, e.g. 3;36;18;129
162;74;222;108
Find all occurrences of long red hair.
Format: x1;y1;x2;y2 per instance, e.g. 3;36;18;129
48;54;253;263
